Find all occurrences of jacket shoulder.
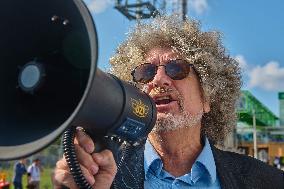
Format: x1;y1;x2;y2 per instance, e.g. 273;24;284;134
212;146;284;189
220;149;281;172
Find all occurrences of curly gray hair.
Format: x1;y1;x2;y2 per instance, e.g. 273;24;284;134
109;15;242;144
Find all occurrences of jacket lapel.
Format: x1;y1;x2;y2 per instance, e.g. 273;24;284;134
210;143;246;189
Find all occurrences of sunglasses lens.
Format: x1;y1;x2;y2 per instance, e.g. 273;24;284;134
166;60;191;80
133;63;156;83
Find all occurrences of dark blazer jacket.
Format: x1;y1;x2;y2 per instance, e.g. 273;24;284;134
111;141;284;189
211;144;284;189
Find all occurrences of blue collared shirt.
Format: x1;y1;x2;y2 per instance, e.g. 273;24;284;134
144;138;221;188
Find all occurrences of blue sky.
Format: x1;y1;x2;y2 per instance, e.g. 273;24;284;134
83;0;284;117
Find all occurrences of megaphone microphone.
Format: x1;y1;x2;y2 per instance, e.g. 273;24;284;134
0;0;156;188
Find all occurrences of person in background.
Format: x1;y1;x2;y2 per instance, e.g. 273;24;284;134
12;159;27;189
53;15;284;188
274;156;281;169
27;158;41;189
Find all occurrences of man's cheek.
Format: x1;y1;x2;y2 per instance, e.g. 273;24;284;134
142;85;150;93
177;95;184;112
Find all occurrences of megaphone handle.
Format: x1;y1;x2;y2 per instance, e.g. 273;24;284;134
62;127;145;189
62;126;93;189
92;138;107;153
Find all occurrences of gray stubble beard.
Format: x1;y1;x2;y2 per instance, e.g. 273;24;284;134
144;85;204;134
151;110;203;134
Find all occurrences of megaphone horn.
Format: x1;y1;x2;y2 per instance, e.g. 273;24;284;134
0;0;156;161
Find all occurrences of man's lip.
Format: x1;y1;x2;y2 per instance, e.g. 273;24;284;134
151;94;177;102
156;100;178;111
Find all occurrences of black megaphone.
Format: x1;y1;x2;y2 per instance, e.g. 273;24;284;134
0;0;156;164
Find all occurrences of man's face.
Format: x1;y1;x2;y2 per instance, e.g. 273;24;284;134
21;158;26;164
35;160;40;166
141;47;210;132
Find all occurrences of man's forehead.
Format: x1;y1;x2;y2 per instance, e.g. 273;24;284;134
145;48;180;61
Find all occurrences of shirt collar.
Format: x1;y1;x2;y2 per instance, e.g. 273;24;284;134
144;138;217;183
144;139;162;178
192;138;217;183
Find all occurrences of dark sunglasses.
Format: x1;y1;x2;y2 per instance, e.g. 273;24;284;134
131;59;193;83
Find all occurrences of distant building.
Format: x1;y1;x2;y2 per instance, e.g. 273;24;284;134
238;90;278;127
224;90;284;165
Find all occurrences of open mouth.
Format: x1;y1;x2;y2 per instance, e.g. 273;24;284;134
154;96;175;105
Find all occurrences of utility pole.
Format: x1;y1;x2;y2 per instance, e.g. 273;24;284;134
253;109;258;159
182;0;187;21
115;0;188;21
114;0;160;20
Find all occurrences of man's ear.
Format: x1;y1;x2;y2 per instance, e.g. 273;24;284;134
203;100;210;113
200;89;210;113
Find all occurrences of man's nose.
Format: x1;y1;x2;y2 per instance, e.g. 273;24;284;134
151;66;172;87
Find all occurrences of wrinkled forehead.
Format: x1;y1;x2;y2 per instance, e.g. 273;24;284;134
145;47;182;63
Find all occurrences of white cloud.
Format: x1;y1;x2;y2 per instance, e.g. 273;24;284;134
234;55;250;86
233;55;284;91
249;61;284;91
86;0;112;14
188;0;209;15
234;54;248;70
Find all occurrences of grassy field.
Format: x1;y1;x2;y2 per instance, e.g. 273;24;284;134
1;167;54;189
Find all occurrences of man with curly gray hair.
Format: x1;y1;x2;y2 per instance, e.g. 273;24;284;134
54;15;284;188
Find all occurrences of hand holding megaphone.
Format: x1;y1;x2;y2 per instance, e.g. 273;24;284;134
53;128;117;189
